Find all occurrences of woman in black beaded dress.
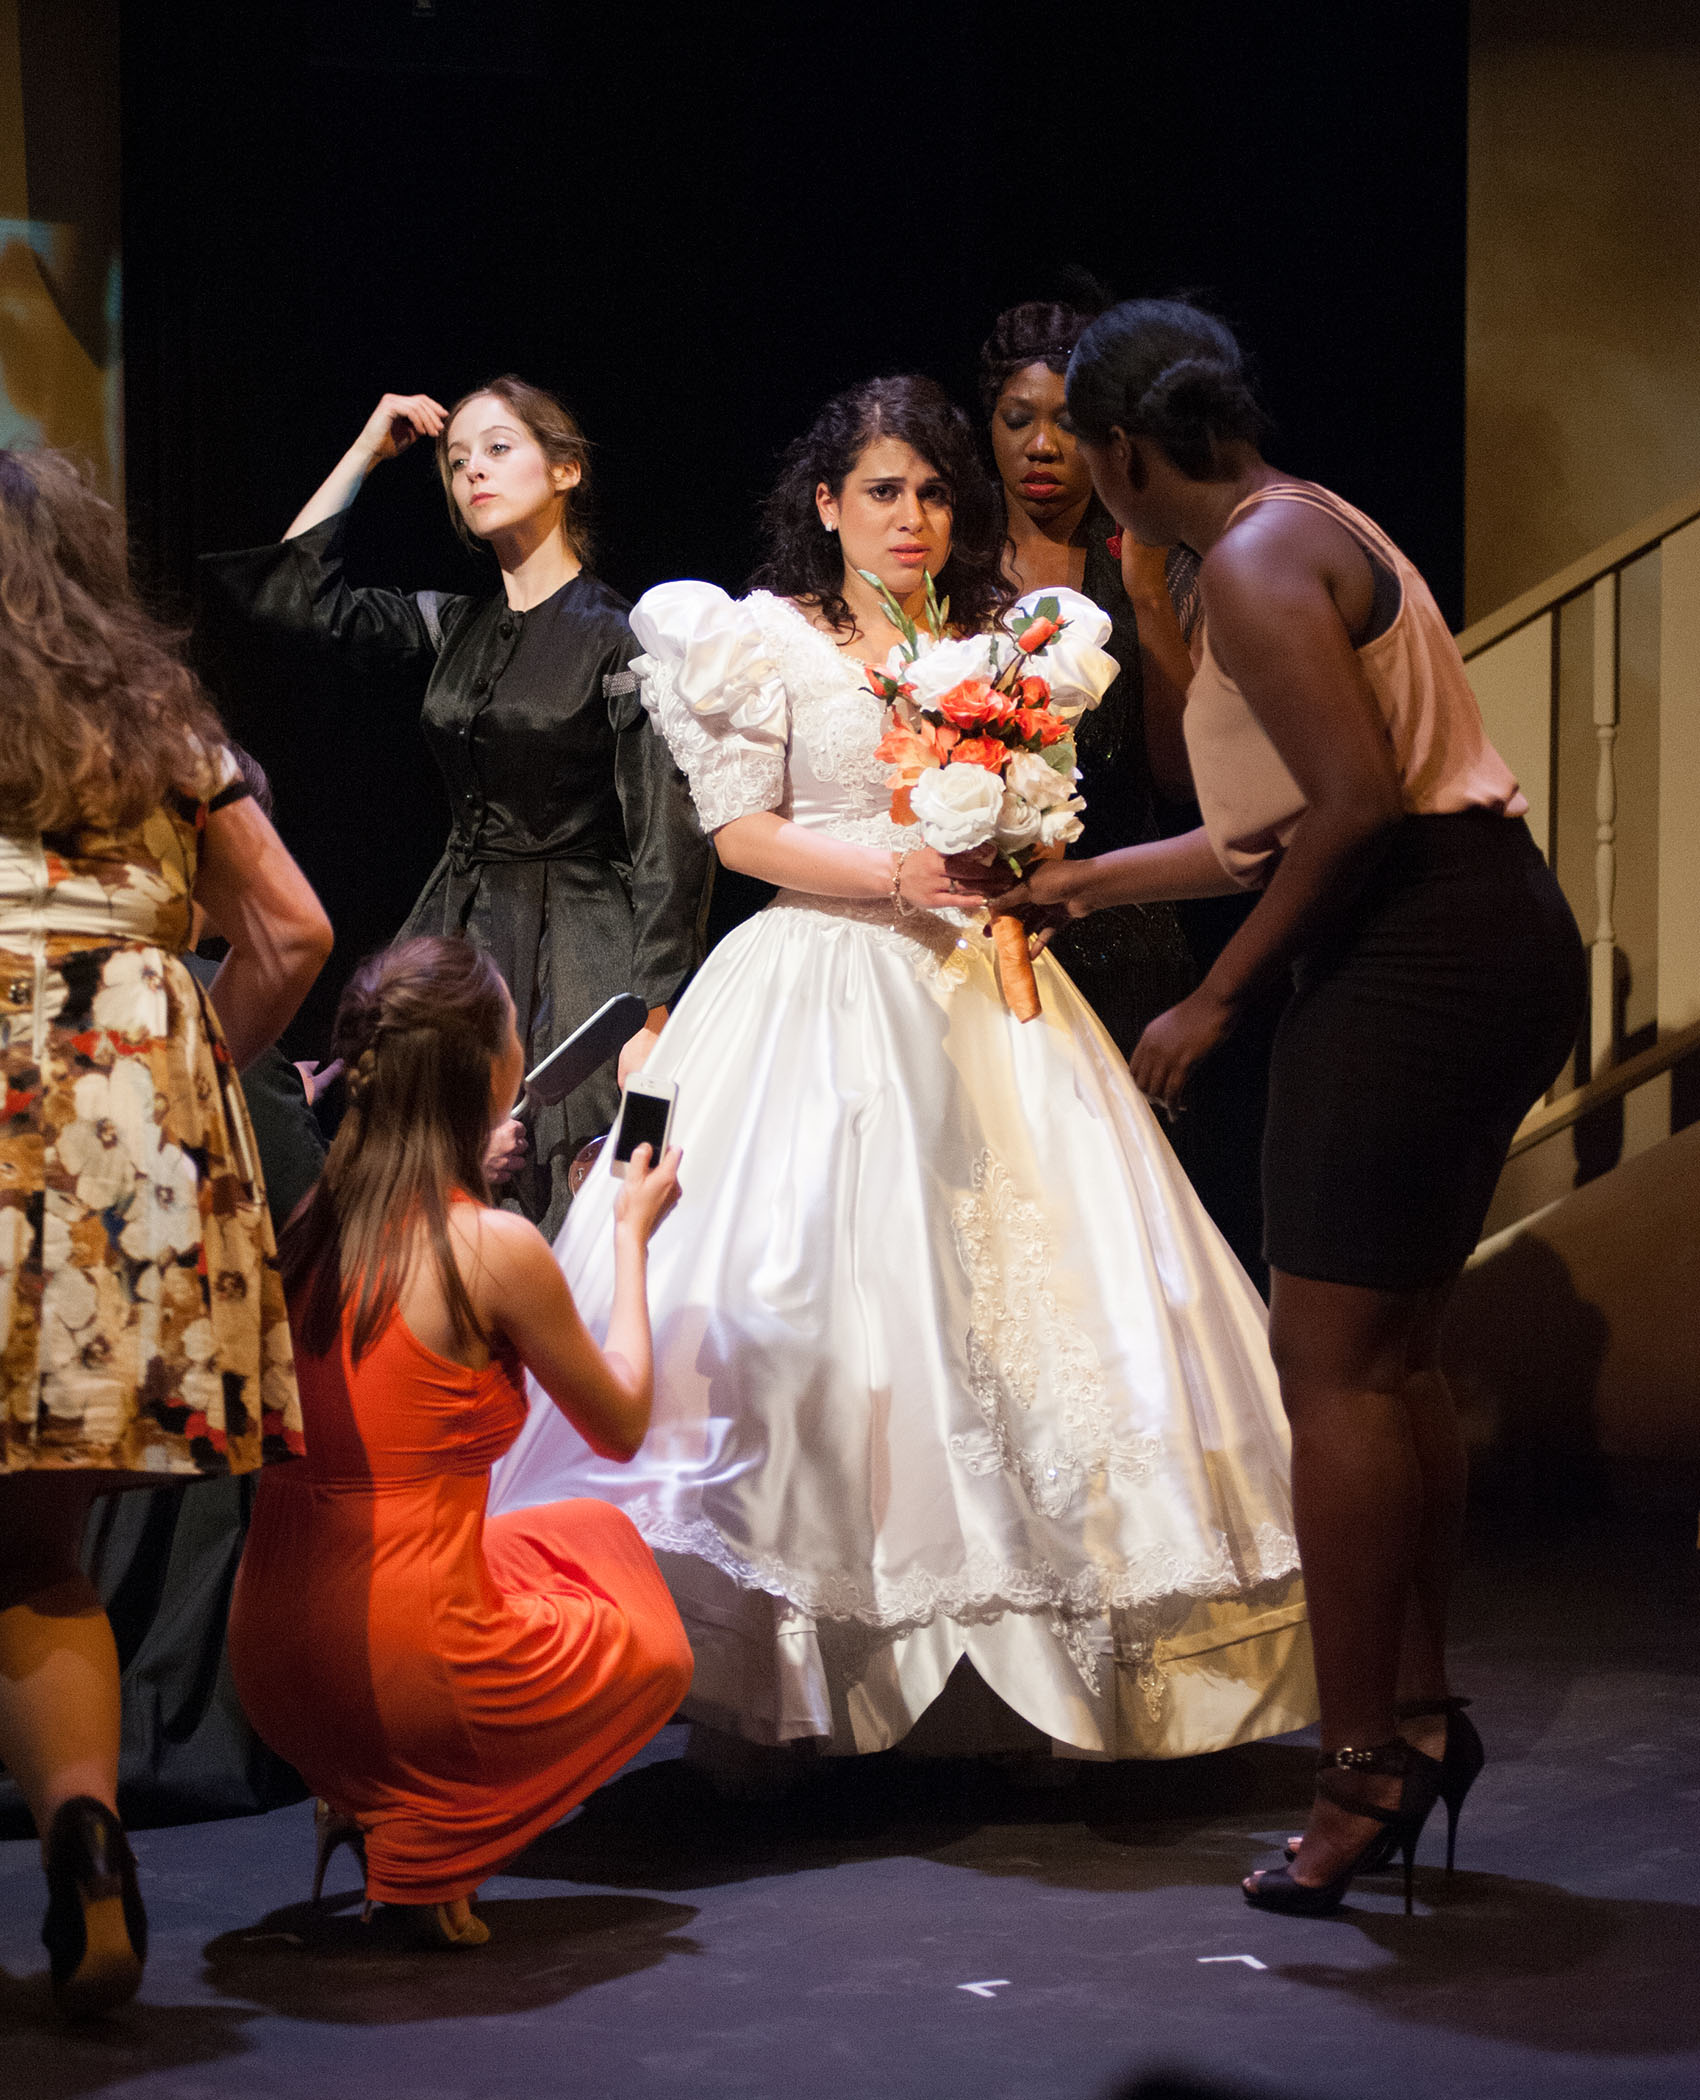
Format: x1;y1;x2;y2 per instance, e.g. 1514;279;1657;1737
203;379;711;1235
981;303;1279;1285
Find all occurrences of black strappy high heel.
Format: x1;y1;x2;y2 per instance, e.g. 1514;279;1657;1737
1245;1736;1441;1917
1284;1694;1485;1877
311;1798;369;1904
1404;1694;1484;1875
41;1796;147;2017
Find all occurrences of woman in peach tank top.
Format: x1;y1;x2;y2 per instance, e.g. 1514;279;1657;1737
228;937;690;1946
1009;299;1583;1919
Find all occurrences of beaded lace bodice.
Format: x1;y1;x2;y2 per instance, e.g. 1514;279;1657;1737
634;587;912;854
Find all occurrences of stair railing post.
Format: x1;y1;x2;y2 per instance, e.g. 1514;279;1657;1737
1591;569;1621;1077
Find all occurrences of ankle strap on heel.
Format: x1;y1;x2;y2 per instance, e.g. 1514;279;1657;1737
1316;1738;1416;1778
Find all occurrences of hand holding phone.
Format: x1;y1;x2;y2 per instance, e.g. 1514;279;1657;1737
610;1073;677;1179
612;1141;683;1243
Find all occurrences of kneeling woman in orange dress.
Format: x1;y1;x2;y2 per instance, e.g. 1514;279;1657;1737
229;935;690;1946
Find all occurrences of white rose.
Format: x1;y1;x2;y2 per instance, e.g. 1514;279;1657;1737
1037;804;1086;848
908;763;1006;854
1004;749;1078;809
993;788;1043;853
899;633;1005;708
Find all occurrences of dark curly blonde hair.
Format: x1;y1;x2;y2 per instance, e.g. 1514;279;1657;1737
0;448;231;835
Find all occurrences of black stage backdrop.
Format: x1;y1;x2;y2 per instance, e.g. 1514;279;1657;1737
121;0;1468;1055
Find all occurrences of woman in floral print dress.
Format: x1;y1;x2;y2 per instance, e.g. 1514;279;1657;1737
0;448;332;2013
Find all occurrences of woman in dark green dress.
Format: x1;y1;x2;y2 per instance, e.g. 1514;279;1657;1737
203;377;711;1236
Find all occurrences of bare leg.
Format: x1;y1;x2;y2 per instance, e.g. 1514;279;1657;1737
0;1475;120;1854
1394;1287;1466;1734
1260;1270;1433;1888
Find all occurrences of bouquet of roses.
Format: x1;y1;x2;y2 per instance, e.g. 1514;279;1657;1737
863;570;1104;1022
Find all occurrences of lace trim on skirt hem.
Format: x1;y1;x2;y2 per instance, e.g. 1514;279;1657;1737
621;1498;1300;1637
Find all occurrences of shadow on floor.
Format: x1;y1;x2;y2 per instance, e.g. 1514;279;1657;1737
508;1738;1322;1896
201;1889;700;2024
1272;1871;1700;2058
0;1971;257;2099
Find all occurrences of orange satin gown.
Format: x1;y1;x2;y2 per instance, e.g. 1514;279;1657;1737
229;1298;692;1906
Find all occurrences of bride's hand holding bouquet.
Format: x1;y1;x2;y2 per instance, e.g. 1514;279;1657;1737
862;571;1115;1019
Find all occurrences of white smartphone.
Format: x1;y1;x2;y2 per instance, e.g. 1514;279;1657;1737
610;1073;677;1179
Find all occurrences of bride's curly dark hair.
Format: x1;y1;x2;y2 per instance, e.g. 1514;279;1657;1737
750;376;1011;637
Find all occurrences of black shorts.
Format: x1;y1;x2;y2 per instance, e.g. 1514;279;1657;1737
1262;813;1585;1292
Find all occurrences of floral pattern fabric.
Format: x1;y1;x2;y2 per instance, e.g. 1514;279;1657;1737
0;800;303;1475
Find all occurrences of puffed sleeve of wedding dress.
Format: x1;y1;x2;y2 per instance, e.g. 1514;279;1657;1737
629;581;790;833
1017;586;1120;718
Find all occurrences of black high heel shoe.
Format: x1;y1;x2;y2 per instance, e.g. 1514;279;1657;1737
312;1798;369;1904
1404;1694;1484;1875
1244;1736;1441;1917
1283;1694;1485;1877
41;1796;147;2017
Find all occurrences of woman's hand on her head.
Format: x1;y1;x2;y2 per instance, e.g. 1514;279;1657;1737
356;393;447;468
1128;987;1237;1117
612;1143;682;1245
484;1116;527;1185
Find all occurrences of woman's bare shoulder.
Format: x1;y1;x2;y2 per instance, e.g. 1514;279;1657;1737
447;1200;559;1304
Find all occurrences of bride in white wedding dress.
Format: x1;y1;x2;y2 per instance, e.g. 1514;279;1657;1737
490;376;1315;1759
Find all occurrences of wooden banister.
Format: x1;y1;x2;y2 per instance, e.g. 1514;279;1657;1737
1458;477;1700;659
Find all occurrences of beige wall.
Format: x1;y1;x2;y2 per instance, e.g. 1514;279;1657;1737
1467;5;1700;624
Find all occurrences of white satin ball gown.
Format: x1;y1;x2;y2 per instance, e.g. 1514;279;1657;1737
490;581;1316;1758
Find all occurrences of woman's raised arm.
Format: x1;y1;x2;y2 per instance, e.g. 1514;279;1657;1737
471;1145;683;1462
285;393;446;538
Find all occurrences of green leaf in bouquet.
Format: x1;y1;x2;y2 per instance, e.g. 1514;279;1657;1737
1042;736;1077;776
857;567;920;653
1034;595;1061;624
922;570;948;640
1009;610;1033;635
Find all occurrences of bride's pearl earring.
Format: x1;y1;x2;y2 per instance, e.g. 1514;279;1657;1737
824;520;838;534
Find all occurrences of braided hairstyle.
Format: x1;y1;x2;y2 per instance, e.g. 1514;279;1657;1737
977;299;1101;417
1065;299;1270;482
750;375;1011;638
281;936;512;1362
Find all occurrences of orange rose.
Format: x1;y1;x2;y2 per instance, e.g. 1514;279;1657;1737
1013;706;1068;744
1018;676;1049;705
875;723;930;768
950;737;1010;773
1015;616;1058;654
935;677;1003;731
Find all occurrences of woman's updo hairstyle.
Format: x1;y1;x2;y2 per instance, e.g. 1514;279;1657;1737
1066;298;1270;482
436;373;596;565
750;374;1011;638
977;298;1100;416
281;936;512;1362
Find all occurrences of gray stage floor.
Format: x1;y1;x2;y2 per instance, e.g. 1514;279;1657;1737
2;1504;1697;2100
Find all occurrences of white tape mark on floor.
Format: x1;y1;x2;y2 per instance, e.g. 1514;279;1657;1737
1198;1955;1268;1970
958;1980;1012;1997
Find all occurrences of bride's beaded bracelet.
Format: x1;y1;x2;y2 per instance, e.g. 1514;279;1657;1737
889;849;921;918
